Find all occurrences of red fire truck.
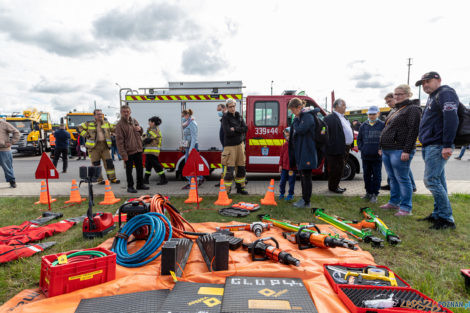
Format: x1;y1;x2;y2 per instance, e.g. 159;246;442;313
121;81;360;180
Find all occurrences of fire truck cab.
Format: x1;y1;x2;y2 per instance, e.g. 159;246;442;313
123;81;360;180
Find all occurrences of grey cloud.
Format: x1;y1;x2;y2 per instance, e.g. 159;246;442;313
348;60;366;67
93;3;199;41
355;80;392;89
51;97;74;112
91;80;116;100
31;78;83;94
351;71;373;80
51;96;93;113
225;19;239;36
428;16;444;23
181;39;227;75
0;12;100;57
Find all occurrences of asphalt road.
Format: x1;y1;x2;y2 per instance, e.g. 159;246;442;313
8;148;470;183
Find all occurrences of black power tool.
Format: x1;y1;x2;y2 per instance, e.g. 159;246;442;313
80;166;116;239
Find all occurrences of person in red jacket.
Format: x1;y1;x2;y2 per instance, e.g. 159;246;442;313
279;127;296;200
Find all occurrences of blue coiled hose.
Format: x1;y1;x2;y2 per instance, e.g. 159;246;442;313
112;212;172;267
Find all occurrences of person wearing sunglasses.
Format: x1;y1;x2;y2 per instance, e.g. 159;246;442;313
379;84;421;216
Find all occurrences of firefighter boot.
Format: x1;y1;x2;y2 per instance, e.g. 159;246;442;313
236;184;249;195
157;173;168;185
143;174;150;185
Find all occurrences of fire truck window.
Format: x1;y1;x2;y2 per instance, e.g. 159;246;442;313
254;101;279;127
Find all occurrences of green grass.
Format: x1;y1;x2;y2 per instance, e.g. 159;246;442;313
0;194;469;312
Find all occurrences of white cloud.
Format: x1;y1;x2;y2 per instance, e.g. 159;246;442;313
0;0;469;116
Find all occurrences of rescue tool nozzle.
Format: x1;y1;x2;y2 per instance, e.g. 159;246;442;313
387;235;401;246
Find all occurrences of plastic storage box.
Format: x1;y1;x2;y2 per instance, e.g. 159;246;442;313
40;247;116;297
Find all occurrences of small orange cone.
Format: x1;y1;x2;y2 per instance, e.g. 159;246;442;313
99;180;121;205
65;179;86;204
214;179;232;206
260;179;277;206
184;177;203;204
35;180;57;205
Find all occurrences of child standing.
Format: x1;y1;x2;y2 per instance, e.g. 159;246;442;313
357;106;385;203
279;127;296;200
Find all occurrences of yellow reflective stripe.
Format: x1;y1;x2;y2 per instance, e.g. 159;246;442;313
170;96;178;100
145;170;151;174
101;124;111;129
234;178;245;183
249;139;285;146
180;95;188;100
148;131;157;137
354;139;357;147
157;170;165;175
85;141;95;147
80;123;87;129
210;164;216;168
190;95;197;100
88;126;96;130
144;149;160;153
80;131;87;136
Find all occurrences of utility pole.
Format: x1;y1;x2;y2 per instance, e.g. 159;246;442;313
325;96;328;110
271;81;274;95
407;58;412;85
94;100;96;110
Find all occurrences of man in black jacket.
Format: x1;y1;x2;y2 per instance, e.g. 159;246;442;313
221;99;248;194
52;124;70;173
324;99;354;193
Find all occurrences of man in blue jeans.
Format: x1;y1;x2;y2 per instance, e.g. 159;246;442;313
0;117;20;188
416;71;459;230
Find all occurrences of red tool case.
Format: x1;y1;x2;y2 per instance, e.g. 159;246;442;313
324;263;410;293
40;247;116;297
324;263;453;313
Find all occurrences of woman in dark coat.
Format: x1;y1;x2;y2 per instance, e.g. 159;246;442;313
288;97;317;208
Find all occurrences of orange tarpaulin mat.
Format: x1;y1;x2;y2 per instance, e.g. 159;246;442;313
0;222;375;313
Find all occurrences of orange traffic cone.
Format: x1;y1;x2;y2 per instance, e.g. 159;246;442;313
34;180;57;205
99;180;121;205
184;177;203;204
65;179;86;204
260;179;277;206
214;179;232;206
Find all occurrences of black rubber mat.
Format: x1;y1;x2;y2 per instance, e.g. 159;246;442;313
221;276;318;313
75;289;169;313
158;282;224;313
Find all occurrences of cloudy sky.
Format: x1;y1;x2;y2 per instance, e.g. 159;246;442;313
1;0;469;122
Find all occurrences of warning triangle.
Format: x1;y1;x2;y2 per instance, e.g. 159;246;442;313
35;152;59;179
182;149;210;177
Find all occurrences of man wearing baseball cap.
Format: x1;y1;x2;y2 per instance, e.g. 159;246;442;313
416;71;459;230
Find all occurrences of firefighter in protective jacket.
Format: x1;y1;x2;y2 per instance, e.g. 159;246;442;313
221;98;248;194
77;109;120;184
143;116;168;185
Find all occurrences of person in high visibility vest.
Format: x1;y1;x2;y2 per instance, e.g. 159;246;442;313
77;109;120;184
49;133;56;158
143;116;167;185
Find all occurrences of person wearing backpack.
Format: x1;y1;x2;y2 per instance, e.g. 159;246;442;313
357;106;385;203
416;71;458;230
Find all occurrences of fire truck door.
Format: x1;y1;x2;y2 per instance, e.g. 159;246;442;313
246;100;284;172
